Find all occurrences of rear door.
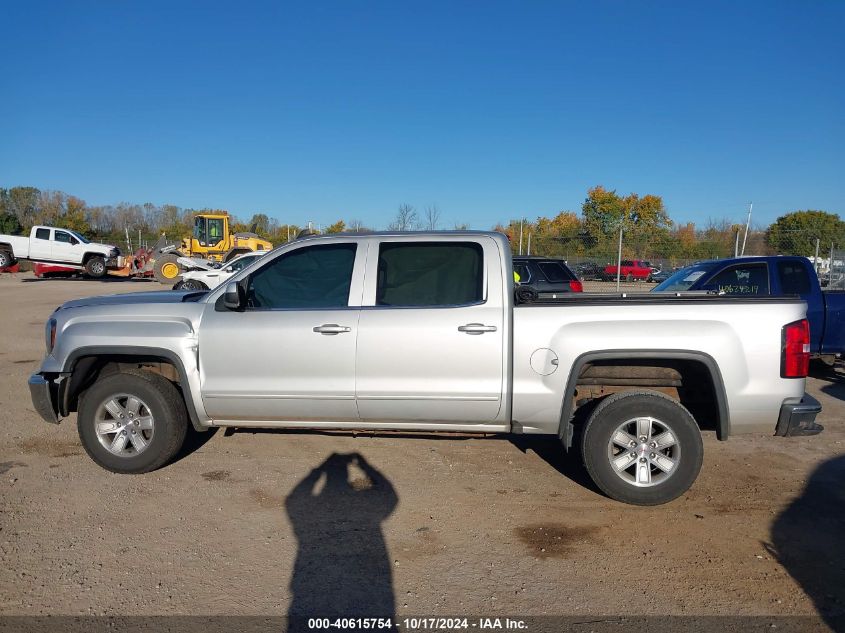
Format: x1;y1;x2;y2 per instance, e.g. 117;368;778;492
29;228;52;260
198;240;364;422
355;237;506;425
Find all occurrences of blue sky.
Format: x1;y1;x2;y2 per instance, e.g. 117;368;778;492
1;0;842;230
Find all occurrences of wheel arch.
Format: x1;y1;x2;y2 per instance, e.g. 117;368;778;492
558;349;730;448
82;251;105;264
61;346;205;432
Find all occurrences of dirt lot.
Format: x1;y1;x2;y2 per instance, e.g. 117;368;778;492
1;272;843;625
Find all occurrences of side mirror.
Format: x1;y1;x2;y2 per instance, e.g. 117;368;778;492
223;282;244;310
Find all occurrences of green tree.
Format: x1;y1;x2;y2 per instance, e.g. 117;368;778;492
766;210;845;255
0;211;22;234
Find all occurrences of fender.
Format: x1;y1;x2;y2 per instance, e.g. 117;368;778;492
558;349;730;448
62;345;207;432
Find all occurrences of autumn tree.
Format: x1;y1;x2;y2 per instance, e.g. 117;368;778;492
325;220;346;233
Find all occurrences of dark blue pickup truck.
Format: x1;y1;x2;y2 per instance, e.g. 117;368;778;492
653;255;845;361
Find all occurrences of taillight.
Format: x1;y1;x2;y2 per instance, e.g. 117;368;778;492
569;280;583;292
781;319;810;378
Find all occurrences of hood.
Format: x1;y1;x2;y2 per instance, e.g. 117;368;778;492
58;290;203;311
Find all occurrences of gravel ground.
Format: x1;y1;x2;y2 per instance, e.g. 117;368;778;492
0;272;843;625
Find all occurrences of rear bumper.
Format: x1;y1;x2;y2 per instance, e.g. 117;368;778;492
28;373;60;424
775;393;823;437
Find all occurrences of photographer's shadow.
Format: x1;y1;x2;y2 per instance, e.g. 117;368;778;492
286;453;398;625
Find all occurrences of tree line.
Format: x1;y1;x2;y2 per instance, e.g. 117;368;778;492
1;185;842;262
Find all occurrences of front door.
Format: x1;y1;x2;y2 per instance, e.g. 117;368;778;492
355;239;505;425
199;241;363;422
52;229;81;264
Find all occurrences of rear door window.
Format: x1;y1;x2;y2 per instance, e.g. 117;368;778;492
705;263;769;295
777;261;812;295
376;242;483;307
35;228;50;240
246;243;357;309
537;261;573;282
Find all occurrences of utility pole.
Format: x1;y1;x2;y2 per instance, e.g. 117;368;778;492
814;238;821;273
527;232;532;256
518;219;524;256
616;224;623;292
740;202;752;256
734;229;740;258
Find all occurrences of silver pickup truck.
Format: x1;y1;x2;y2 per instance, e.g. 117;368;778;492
28;231;823;505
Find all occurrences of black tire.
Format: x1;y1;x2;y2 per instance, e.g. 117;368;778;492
77;370;188;474
0;249;15;268
580;390;703;506
180;279;209;291
84;256;106;278
153;253;184;285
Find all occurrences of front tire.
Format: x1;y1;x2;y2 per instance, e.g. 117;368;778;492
78;371;188;474
85;256;107;278
581;391;703;505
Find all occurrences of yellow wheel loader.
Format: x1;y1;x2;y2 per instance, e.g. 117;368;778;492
152;213;272;285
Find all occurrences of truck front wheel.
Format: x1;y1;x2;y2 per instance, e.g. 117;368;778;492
581;390;703;506
77;370;188;474
84;256;106;278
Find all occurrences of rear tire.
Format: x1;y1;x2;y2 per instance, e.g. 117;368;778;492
84;256;106;278
78;370;188;474
580;390;703;506
0;249;15;268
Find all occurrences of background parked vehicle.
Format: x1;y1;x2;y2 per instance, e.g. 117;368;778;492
174;250;268;290
575;261;605;281
0;225;121;278
513;256;583;298
652;255;845;362
603;259;654;281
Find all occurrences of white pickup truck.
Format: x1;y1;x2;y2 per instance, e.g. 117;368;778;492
28;231;822;505
0;225;121;277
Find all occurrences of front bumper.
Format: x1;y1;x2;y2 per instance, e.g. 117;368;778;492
28;373;60;424
775;393;823;437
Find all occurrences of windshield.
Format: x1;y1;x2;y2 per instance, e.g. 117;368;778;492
69;230;90;244
652;263;718;292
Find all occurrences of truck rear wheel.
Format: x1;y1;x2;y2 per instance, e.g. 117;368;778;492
84;256;106;278
581;390;703;506
153;253;184;284
77;370;188;474
0;249;14;268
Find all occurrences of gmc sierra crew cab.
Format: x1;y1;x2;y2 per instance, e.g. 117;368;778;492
28;232;823;505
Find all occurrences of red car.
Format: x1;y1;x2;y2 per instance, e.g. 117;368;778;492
603;259;654;281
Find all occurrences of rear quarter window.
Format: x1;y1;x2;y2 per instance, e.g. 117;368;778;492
537;261;574;282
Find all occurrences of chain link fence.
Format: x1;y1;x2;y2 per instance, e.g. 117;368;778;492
511;229;841;293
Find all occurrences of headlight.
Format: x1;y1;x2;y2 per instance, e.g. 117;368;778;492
45;319;57;354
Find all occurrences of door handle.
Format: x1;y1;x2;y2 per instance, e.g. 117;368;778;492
458;323;498;335
313;323;352;335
